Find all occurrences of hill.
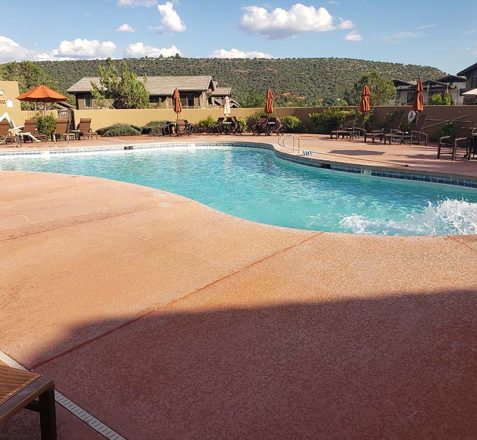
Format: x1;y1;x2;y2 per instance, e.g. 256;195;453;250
34;57;445;107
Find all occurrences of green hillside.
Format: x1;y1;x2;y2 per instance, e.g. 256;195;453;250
33;57;445;107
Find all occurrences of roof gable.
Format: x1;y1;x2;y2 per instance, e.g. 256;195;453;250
457;62;477;76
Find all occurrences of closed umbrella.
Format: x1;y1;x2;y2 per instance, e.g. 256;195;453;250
264;88;274;115
172;88;182;119
359;84;371;113
414;79;424;113
223;96;231;117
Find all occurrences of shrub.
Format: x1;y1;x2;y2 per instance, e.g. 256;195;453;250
309;108;349;134
442;92;453;106
282;115;302;132
246;111;268;132
236;117;247;132
96;123;141;137
440;121;458;138
197;115;216;133
141;120;169;134
34;114;56;138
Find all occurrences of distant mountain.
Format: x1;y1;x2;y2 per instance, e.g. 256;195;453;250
35;57;445;107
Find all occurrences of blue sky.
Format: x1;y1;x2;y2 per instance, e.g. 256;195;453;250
1;0;476;74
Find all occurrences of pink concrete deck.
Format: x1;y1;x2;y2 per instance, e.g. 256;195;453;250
1;136;477;439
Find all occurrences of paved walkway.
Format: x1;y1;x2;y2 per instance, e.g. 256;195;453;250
1;136;477;439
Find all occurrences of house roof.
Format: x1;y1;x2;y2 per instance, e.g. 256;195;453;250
210;87;231;96
457;62;477;76
392;79;417;87
67;75;216;95
438;75;467;83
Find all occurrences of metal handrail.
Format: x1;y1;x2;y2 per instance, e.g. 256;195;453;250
278;134;301;153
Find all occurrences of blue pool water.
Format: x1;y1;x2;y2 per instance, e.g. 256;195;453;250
1;145;477;236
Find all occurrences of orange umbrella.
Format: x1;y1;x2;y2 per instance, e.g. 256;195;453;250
172;88;182;119
264;88;274;114
359;84;371;113
413;79;424;112
17;85;66;102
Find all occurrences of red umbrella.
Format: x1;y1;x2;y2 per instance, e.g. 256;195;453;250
172;88;182;119
264;88;274;114
413;79;424;112
17;85;66;102
359;84;371;114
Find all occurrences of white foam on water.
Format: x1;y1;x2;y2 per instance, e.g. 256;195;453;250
339;199;477;236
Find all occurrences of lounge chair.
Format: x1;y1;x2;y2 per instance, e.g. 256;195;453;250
252;117;270;135
0;120;18;145
74;118;98;140
410;113;428;145
175;119;193;136
227;116;242;135
0;364;57;439
53;119;75;142
20;119;48;142
437;125;476;160
213;117;225;134
269;117;285;135
330;114;356;139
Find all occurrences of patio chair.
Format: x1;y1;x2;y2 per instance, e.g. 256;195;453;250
213;117;225;134
74;118;98;140
20;119;48;142
175;119;192;136
0;364;57;439
229;116;243;135
0;120;18;145
252;117;270;135
437;125;476;160
269;117;285;135
330;113;356;139
386;113;428;146
53;119;75;142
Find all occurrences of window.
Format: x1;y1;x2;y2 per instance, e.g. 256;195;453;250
180;92;196;108
84;95;93;108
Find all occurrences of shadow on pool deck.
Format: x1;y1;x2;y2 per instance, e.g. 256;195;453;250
3;288;477;439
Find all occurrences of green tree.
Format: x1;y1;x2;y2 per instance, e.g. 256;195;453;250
345;71;395;106
91;59;149;109
0;61;56;93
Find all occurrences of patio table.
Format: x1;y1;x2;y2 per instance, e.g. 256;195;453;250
0;364;56;439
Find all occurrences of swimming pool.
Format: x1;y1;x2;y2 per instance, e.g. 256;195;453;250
1;145;477;236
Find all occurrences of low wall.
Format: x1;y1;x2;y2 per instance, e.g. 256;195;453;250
15;105;477;134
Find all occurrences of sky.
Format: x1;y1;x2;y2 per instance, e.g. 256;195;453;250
1;0;476;74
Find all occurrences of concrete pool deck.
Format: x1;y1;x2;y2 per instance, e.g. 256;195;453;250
1;135;477;439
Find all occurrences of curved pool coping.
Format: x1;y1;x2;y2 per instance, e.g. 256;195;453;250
1;140;477;189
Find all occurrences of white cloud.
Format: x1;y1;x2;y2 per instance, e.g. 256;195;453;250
156;2;186;33
0;36;30;62
344;31;362;42
417;24;436;30
117;0;156;7
117;23;135;32
382;31;419;41
124;42;181;58
212;48;273;59
52;39;116;59
240;3;353;39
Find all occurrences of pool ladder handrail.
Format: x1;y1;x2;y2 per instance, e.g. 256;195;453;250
278;134;301;153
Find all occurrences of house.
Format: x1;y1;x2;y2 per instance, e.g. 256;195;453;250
67;75;240;110
457;63;477;104
393;75;466;105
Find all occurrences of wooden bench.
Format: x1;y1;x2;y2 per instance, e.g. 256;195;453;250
0;364;56;439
